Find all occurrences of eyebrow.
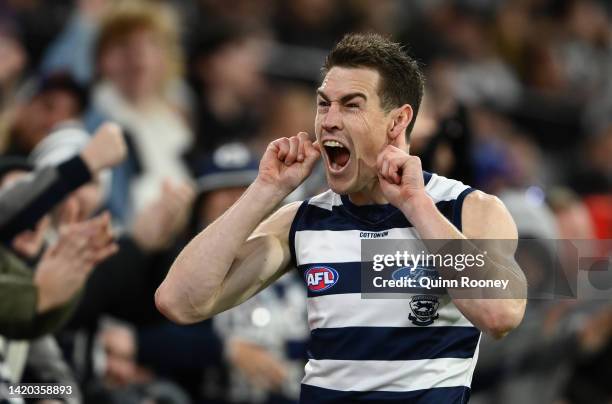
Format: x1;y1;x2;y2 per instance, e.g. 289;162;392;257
317;89;367;104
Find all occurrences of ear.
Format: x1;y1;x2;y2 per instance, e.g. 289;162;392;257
387;104;413;146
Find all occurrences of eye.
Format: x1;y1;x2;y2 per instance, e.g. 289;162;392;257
318;100;330;107
347;103;360;109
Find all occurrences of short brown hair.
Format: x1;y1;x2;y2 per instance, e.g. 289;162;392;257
324;33;425;139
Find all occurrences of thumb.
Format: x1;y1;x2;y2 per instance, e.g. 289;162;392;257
162;178;174;192
58;197;80;225
303;140;321;168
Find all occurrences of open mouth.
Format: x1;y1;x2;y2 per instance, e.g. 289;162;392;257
323;140;351;171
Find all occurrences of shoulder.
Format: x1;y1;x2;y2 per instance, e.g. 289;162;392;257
424;172;473;203
251;201;303;240
250;188;338;241
462;190;518;239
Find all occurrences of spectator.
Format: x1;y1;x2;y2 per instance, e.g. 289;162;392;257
3;72;88;157
189;24;269;156
0;201;118;403
87;1;194;224
84;318;190;404
0;122;125;335
0;122;124;242
0;1;609;403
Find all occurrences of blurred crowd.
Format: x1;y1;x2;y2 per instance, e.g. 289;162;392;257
0;0;610;403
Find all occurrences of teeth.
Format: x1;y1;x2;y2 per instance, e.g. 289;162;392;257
323;140;345;148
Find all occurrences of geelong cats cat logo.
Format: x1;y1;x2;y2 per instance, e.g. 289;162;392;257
409;295;440;326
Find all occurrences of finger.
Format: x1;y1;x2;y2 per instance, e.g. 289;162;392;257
312;140;321;153
393;168;401;185
378;171;393;187
266;361;288;387
62;235;88;258
297;132;310;162
402;156;424;184
84;211;109;230
42;242;59;259
388;161;400;185
162;178;174;193
84;242;118;268
387;161;395;183
96;121;123;138
381;159;389;181
58;197;80;225
82;213;113;242
285;136;299;165
297;131;310;142
376;149;386;171
175;184;196;207
387;144;402;153
297;140;305;162
75;224;111;251
165;190;193;218
304;139;319;158
92;242;119;264
52;226;71;254
274;138;290;161
56;224;83;253
254;361;283;390
90;226;114;249
302;140;321;171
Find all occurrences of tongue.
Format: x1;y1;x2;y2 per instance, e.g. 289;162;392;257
333;149;350;167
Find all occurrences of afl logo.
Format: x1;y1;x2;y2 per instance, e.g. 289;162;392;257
305;266;339;292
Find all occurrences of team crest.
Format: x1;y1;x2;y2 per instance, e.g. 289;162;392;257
409;295;440;326
305;266;339;292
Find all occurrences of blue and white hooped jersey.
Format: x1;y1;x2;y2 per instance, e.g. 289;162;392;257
289;171;481;404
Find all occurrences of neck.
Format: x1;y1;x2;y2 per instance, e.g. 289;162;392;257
347;177;388;205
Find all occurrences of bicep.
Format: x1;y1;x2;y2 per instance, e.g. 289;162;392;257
462;191;518;255
458;191;527;337
203;202;300;316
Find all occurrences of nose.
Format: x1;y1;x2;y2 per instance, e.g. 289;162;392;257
321;102;343;133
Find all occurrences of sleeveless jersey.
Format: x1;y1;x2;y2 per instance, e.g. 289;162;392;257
289;171;481;403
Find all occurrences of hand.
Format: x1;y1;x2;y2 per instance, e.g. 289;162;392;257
80;122;127;174
132;180;195;252
377;145;430;216
34;212;118;313
0;35;26;84
11;216;51;259
578;307;612;353
227;338;288;392
255;132;320;199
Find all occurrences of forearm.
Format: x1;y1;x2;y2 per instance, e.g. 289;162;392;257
157;181;285;323
0;281;81;339
0;156;91;242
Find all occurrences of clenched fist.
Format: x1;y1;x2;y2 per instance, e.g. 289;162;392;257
256;132;320;198
132;179;195;252
377;145;430;217
80;122;127;174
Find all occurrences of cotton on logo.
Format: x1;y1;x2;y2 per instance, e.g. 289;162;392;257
305;266;339;292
